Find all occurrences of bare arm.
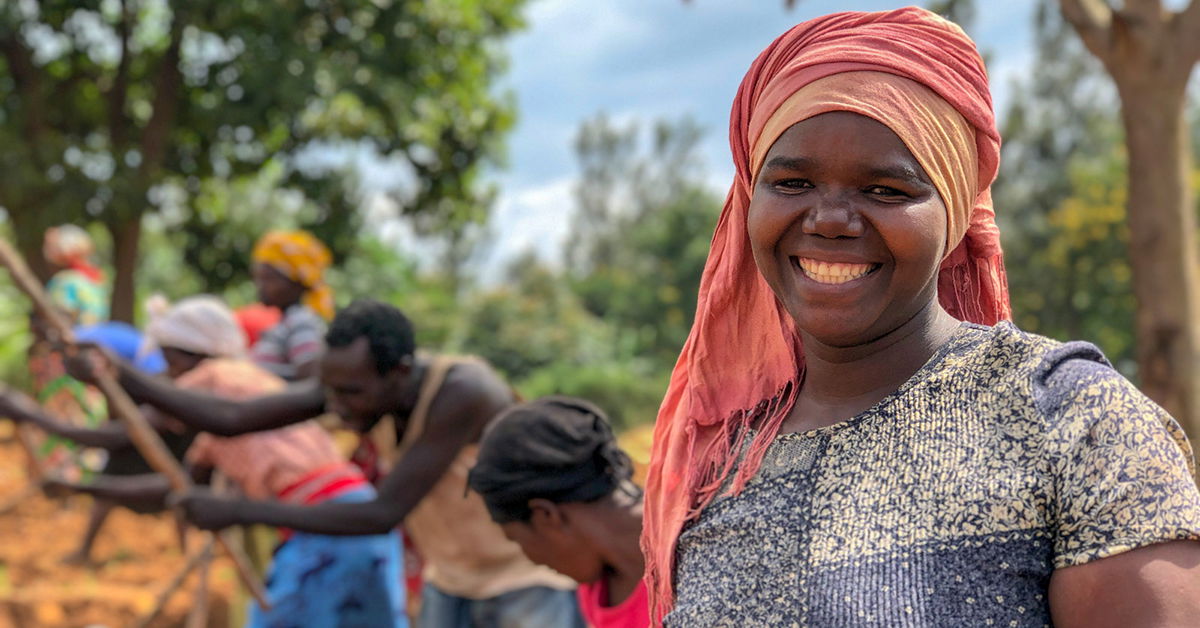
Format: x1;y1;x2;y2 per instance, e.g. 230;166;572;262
49;473;172;505
179;363;511;534
118;363;327;436
293;359;319;381
28;418;132;450
0;385;172;450
66;349;327;436
1049;540;1200;627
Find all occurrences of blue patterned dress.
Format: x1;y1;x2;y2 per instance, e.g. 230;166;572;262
667;322;1200;627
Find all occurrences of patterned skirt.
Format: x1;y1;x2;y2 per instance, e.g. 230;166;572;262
246;485;408;628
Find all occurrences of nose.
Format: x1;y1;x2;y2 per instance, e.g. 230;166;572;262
801;190;865;239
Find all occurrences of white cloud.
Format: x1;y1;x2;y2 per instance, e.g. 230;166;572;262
490;0;1039;270
511;0;652;84
989;49;1036;120
478;177;576;281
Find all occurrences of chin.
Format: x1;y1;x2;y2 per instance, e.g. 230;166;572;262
792;309;868;338
791;312;883;348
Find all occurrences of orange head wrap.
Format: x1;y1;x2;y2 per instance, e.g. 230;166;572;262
641;8;1011;623
251;230;335;321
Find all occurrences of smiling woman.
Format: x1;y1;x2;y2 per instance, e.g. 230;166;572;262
749;110;949;350
642;7;1200;628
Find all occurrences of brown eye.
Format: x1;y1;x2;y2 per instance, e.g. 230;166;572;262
865;185;907;199
774;178;813;193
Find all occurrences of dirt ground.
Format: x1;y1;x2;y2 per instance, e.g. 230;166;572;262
0;420;658;628
0;422;238;628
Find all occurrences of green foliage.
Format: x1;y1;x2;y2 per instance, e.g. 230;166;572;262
518;362;668;432
924;0;976;28
994;0;1140;374
567;115;721;365
455;253;616;381
0;280;32;390
396;114;723;428
0;0;528;316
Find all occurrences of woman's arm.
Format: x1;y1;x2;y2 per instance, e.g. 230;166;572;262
1039;356;1200;626
177;366;508;535
46;473;172;506
0;385;131;450
1049;540;1200;627
65;348;327;436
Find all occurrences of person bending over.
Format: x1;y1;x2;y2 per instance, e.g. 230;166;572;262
469;397;648;628
0;320;184;564
35;296;408;626
68;299;582;627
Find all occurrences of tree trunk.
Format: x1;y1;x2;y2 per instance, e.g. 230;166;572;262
1113;72;1200;441
106;214;143;324
7;205;54;284
1057;0;1200;445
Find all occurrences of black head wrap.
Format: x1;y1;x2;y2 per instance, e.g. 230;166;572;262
468;396;636;523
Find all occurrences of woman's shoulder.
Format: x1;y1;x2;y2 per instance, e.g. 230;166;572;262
953;320;1113;387
283;303;324;323
957;321;1180;442
176;358;289;397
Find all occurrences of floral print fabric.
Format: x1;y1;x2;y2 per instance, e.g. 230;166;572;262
667;322;1200;627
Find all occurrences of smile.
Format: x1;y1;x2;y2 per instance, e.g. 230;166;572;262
793;257;881;285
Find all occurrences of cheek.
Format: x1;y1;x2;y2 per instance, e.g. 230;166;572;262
745;195;792;274
523;541;555;566
876;202;947;268
505;529;550;565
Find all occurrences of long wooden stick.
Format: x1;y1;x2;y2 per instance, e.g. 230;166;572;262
184;545;213;628
14;424;46;481
131;535;216;628
0;238;269;608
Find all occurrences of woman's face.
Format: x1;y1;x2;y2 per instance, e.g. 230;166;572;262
252;263;305;310
42;232;62;270
161;347;209;379
500;503;605;584
748;111;947;347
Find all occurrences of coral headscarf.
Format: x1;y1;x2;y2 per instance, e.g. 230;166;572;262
252;230;336;320
641;8;1011;623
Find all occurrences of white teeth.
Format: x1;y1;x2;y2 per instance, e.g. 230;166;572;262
795;258;876;285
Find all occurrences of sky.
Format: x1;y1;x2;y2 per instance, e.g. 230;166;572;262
381;0;1041;274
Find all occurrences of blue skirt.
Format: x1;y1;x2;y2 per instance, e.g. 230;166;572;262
247;486;407;628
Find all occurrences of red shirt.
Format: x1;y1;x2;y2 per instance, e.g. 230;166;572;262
576;578;649;628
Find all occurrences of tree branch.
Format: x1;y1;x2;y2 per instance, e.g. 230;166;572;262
107;0;132;151
1177;0;1200;62
1122;0;1163;22
1059;0;1115;64
138;6;185;181
0;35;47;153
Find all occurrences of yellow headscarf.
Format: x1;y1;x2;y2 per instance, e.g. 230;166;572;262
251;230;335;320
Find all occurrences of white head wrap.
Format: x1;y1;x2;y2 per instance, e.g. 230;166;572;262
143;294;247;360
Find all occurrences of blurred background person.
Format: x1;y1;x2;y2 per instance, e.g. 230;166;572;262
248;230;334;381
470;397;648;628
